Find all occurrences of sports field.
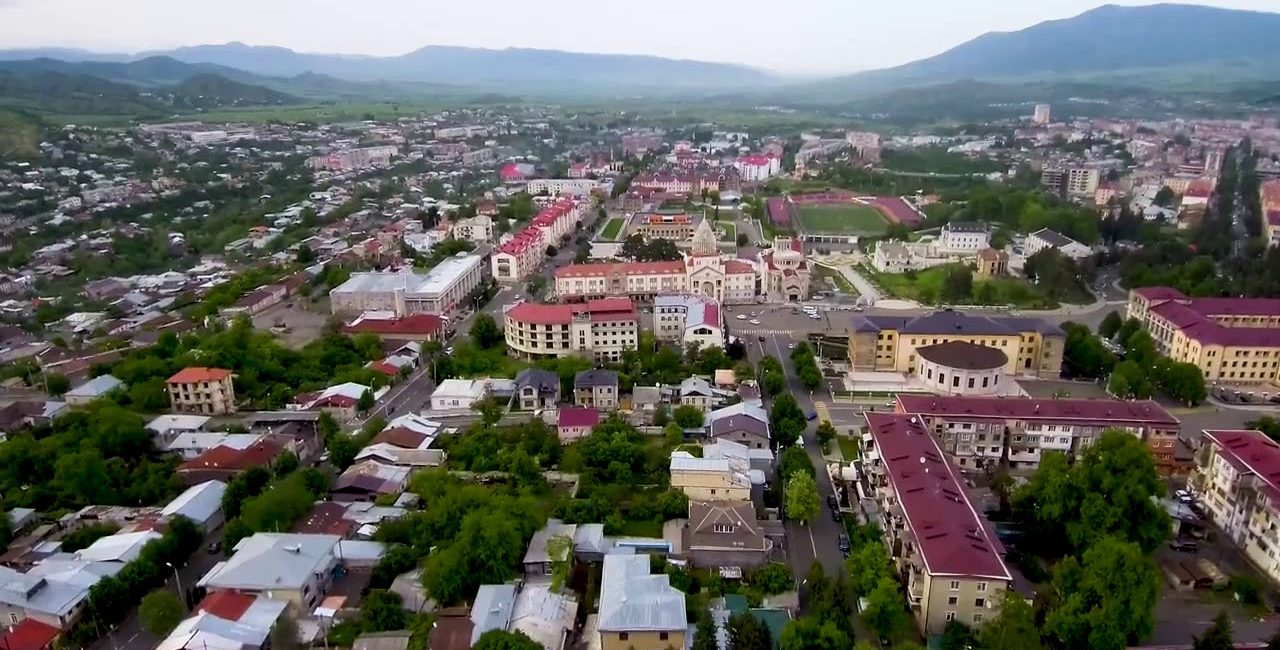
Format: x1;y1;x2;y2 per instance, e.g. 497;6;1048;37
600;218;624;240
793;203;889;235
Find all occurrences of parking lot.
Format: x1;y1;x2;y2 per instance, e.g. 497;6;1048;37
251;299;333;349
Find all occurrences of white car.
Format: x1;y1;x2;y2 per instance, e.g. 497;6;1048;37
810;314;821;320
787;342;796;349
736;314;748;321
750;319;761;325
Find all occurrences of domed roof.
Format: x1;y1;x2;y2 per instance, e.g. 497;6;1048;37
917;341;1007;370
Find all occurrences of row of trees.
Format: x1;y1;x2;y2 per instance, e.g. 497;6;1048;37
1106;321;1207;406
790;342;822;391
223;465;329;553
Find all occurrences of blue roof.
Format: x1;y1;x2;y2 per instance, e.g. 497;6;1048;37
66;374;123;398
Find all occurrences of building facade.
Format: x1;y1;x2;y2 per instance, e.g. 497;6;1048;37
1128;287;1280;386
1195;429;1280;586
847;311;1064;379
504;299;639;362
330;253;489;320
167;367;237;415
653;294;725;350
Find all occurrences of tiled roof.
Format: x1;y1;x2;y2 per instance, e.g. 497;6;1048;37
554;260;685;279
197;589;257;621
895;394;1178;426
343;313;442;336
506;298;637;326
558;407;600;428
865;413;1010;580
1132;286;1187;301
0;618;58;650
178;439;283;472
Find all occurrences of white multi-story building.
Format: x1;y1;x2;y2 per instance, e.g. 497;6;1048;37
937;222;991;253
330;253;489;320
653;294;725;350
526;179;600;197
453;215;494;243
1066;168;1101;197
1033;104;1052;126
306;145;398;172
1196;429;1280;586
732;155;781;183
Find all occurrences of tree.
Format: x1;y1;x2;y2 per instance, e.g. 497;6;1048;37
769;393;806;448
545;245;557;257
1248;416;1280;442
863;576;911;643
693;612;719;650
472;396;505;427
1116;318;1141;346
885;222;912;241
472;630;543;650
1061;322;1116;379
1154;186;1177;207
941;621;978;650
673;405;705;429
941;265;974;303
816;420;837;450
1159;360;1207;406
1044;537;1160;650
1108;360;1152;399
1192;611;1235;650
652;406;669;427
845;540;893;598
546;534;573;591
45;373;70;396
737;233;750;247
785;472;820;523
747;563;793;595
779;446;814;480
979;592;1046;650
470;314;504;349
780;617;849;650
327;433;360;470
664;421;684;447
357;389;375;413
138;590;184;637
270;612;302;650
728;612;772;650
296;244;316;264
318;411;340;443
1099;311;1123;339
361;589;408;631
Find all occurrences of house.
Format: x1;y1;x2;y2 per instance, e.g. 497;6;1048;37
522;519;578;577
0;619;58;650
682;501;772;569
430;379;488;412
679;377;717;412
64;374;123;405
574;370;618;410
294;382;380;422
670;452;752;502
166;367;237;415
197;533;352;609
161;480;227;531
975;248;1009;280
1025;228;1091;260
557;407;599;443
76;531;163;563
0;560;121;628
470;584;517;644
597;554;686;650
428;612;475;650
0;401;67;433
162;432;261;461
353;631;413;650
157;590;289;650
176;438;286;486
509;584;577;650
333;461;411;501
146;414;212;438
342;312;444;343
514;368;560;411
704;439;773;475
707;411;771;450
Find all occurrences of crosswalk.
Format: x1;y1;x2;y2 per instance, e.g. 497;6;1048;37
813;400;832;424
738;328;798;336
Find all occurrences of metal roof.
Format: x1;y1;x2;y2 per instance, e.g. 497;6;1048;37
598;554;686;632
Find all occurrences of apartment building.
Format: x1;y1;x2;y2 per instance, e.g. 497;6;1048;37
504;299;639;362
167;367;237;415
863;413;1012;635
733;155;781;182
453;215;494;243
1066;168;1101;197
493;198;584;283
653;294;725;350
1262;180;1280;246
1033;104;1052;125
937;222;990;252
846;311;1064;379
635;213;695;243
1128;287;1280;385
1195;429;1280;585
306;145;398;172
525;178;599;196
894;394;1181;473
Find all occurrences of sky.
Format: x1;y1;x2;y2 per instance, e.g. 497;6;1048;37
0;0;1276;75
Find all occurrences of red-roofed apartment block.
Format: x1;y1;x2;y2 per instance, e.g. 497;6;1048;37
504;299;639;363
1127;286;1280;387
863;412;1011;636
1197;429;1280;586
1263;179;1280;246
491;198;584;283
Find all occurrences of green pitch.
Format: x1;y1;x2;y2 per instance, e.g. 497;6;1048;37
793;203;889;235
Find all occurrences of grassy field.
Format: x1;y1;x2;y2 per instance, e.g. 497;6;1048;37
794;203;889;235
837;436;861;461
0;109;42;158
866;263;1068;309
718;222;736;242
600;218;624;240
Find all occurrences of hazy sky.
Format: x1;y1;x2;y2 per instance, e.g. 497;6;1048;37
0;0;1275;74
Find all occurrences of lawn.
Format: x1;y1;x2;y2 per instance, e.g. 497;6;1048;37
794;203;889;235
600;218;625;240
837;436;861;461
864;263;1068;309
718;222;737;242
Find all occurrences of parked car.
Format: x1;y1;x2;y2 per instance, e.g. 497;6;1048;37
1169;539;1199;553
827;494;839;509
838;534;851;555
831;508;842;522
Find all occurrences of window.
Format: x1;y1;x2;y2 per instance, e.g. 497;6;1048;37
713;524;735;533
619;633;630;641
946;612;957;622
949;580;961;591
976;582;988;592
947;596;958;605
975;598;985;608
973;613;984;624
659;633;669;641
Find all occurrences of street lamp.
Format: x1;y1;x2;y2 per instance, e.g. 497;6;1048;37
166;561;185;608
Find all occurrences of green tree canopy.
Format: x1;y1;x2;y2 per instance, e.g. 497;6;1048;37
470;313;505;349
673;404;706;429
780;617;849;650
139;590;184;637
979;592;1046;650
728;612;772;650
472;630;543;650
785;472;820;523
1044;537;1160;650
1192;611;1235;650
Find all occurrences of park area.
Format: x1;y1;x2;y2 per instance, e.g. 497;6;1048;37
599;218;624;240
865;262;1072;309
794;203;889;236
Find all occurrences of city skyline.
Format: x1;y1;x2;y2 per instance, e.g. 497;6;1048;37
0;0;1276;75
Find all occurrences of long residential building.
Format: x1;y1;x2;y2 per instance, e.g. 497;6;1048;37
1262;179;1280;246
306;145;398;172
846;311;1064;379
329;253;489;320
504;298;639;362
492;198;585;283
1195;429;1280;586
555;221;761;304
1127;287;1280;385
893;394;1181;473
863;412;1012;636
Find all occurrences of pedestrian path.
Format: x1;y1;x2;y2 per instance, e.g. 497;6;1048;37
813;400;832;423
737;328;797;336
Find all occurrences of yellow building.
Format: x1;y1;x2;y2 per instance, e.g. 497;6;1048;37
166;367;237;415
669;452;751;501
975;248;1008;280
1196;429;1280;586
1128;287;1280;385
598;555;686;650
863;413;1012;634
635;213;695;243
846;311;1063;379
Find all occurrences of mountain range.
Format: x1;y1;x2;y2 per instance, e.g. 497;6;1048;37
0;3;1278;114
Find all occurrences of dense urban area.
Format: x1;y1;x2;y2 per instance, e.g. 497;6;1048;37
6;6;1280;650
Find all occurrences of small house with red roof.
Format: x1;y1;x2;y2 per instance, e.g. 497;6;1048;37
176;437;286;486
557;407;600;443
167;367;237;415
0;619;58;650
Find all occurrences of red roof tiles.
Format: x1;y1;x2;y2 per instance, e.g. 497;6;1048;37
1203;429;1280;503
554;260;685;279
197;589;257;621
178;439;284;472
559;407;600;428
343;313;442;337
0;618;58;650
167;367;233;384
506;298;637;326
865;413;1010;580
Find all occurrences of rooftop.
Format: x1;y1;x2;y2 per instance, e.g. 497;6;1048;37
865;413;1011;581
916;341;1008;370
199;533;340;591
1202;430;1280;503
167;367;233;384
853;311;1062;337
895;394;1178;426
598;554;686;633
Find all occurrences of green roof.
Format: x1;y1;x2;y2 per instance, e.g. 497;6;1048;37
750;609;791;649
723;594;749;615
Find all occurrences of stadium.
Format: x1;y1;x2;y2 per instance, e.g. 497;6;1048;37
767;191;925;242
